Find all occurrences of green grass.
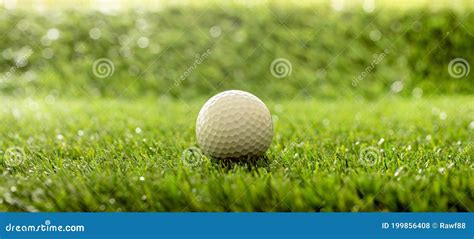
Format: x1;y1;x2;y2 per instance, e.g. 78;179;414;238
0;1;472;214
0;95;472;212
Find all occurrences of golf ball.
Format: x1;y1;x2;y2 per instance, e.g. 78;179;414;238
196;90;273;158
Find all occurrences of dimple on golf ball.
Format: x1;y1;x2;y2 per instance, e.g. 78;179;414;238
196;90;273;159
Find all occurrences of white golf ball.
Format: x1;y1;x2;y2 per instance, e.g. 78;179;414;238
196;90;273;159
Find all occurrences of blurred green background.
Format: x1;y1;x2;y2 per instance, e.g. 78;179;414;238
1;0;472;100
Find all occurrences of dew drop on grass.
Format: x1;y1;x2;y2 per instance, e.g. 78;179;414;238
390;81;404;93
377;138;385;145
469;121;474;130
394;167;403;177
89;28;101;40
439;112;447;120
47;28;60;40
45;178;52;185
137;37;149;48
369;30;382;41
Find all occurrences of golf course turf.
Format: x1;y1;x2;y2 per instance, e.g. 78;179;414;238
1;96;472;211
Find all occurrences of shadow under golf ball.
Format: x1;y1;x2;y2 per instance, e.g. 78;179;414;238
208;155;271;171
